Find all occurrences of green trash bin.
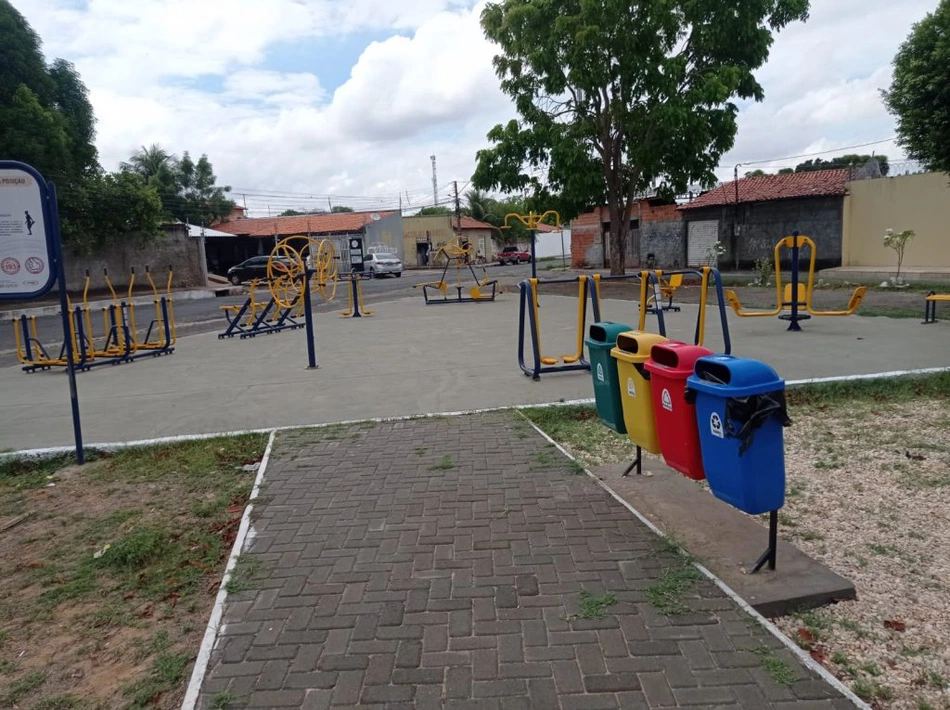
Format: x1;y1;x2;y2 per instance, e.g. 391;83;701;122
585;321;634;433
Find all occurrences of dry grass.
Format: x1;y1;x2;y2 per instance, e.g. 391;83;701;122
776;396;950;710
0;435;267;709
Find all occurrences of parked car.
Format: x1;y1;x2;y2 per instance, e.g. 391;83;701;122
496;246;532;265
364;252;403;277
227;256;293;285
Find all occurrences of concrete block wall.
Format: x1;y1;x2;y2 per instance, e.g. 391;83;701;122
61;223;208;294
683;196;843;270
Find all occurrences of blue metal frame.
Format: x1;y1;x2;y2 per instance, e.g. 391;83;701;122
517;275;603;381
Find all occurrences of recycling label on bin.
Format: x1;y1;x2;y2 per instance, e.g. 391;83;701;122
661;388;672;412
596;363;604;382
710;412;724;438
626;377;636;397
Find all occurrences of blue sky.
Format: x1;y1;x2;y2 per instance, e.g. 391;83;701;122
13;0;938;218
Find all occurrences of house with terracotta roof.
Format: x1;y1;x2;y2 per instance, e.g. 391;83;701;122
204;210;403;276
679;169;850;269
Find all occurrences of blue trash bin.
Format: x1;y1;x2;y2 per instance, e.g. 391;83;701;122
687;355;791;515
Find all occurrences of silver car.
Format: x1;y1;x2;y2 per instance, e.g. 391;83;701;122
364;253;403;277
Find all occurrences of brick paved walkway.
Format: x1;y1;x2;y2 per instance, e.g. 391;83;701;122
197;413;852;709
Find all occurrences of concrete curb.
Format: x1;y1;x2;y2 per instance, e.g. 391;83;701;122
180;430;275;710
1;288;230;320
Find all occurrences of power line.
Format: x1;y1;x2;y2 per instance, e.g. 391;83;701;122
738;138;897;167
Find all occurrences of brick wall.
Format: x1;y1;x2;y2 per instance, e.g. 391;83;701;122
570;210;603;268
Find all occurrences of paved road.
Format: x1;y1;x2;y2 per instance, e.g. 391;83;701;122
0;263;539;365
197;414;852;709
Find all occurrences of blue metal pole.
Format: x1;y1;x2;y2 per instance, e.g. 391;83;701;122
788;234;802;332
49;183;84;464
303;269;317;368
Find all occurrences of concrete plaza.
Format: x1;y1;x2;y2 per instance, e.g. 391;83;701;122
1;293;948;451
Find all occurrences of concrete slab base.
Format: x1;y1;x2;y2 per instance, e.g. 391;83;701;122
592;459;856;618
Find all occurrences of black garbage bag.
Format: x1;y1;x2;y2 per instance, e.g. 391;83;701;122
725;391;792;455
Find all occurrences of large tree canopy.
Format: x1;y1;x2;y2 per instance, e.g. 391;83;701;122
883;0;950;174
121;146;234;226
473;0;809;273
0;0;163;251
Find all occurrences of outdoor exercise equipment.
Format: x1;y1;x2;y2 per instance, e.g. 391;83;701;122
14;266;176;372
725;234;868;331
218;236;341;339
923;291;950;324
416;239;498;304
646;273;683;313
339;270;374;318
518;275;602;380
502;209;561;280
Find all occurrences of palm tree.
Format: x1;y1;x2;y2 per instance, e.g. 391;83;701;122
465;188;493;222
120;144;177;179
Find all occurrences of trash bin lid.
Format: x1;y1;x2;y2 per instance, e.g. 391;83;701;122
643;341;713;379
585;322;634;346
687;355;785;398
609;331;668;363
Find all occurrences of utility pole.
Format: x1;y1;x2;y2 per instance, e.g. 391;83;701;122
430;155;438;206
453;181;461;232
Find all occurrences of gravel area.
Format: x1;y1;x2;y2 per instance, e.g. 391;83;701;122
774;398;950;709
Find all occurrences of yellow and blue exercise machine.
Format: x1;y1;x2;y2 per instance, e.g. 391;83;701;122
416;239;498;304
13;265;176;372
517;267;732;381
725;233;867;331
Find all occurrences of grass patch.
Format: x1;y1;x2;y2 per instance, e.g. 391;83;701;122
3;669;46;704
521;405;635;467
225;554;264;595
0;434;268;708
761;655;796;686
121;650;191;707
786;371;950;408
413;446;427;456
853;678;895;702
428;455;454;471
209;691;235;709
568;591;617;621
645;565;701;616
919;670;948;689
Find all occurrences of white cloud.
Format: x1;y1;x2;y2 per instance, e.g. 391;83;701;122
11;0;940;214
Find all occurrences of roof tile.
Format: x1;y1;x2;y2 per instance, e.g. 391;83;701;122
680;169;850;210
212;211;396;237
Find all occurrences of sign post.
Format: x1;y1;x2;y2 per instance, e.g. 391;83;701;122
0;161;84;463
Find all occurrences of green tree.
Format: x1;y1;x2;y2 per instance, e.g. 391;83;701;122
175;152;234;225
778;167;794;174
882;0;950;174
59;172;164;252
745;169;769;177
0;1;165;250
330;205;354;213
473;0;809;274
794;154;889;175
464;188;493;222
417;206;452;215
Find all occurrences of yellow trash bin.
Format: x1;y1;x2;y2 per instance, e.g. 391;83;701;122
611;331;668;454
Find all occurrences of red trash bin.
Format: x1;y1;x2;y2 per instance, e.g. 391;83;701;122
644;341;713;480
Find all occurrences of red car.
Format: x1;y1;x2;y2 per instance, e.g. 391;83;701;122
496;246;532;265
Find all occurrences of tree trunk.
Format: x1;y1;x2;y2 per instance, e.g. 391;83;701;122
607;201;626;275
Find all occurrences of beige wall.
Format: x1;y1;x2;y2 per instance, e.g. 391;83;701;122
461;228;495;261
843;172;950;267
403;215;455;266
